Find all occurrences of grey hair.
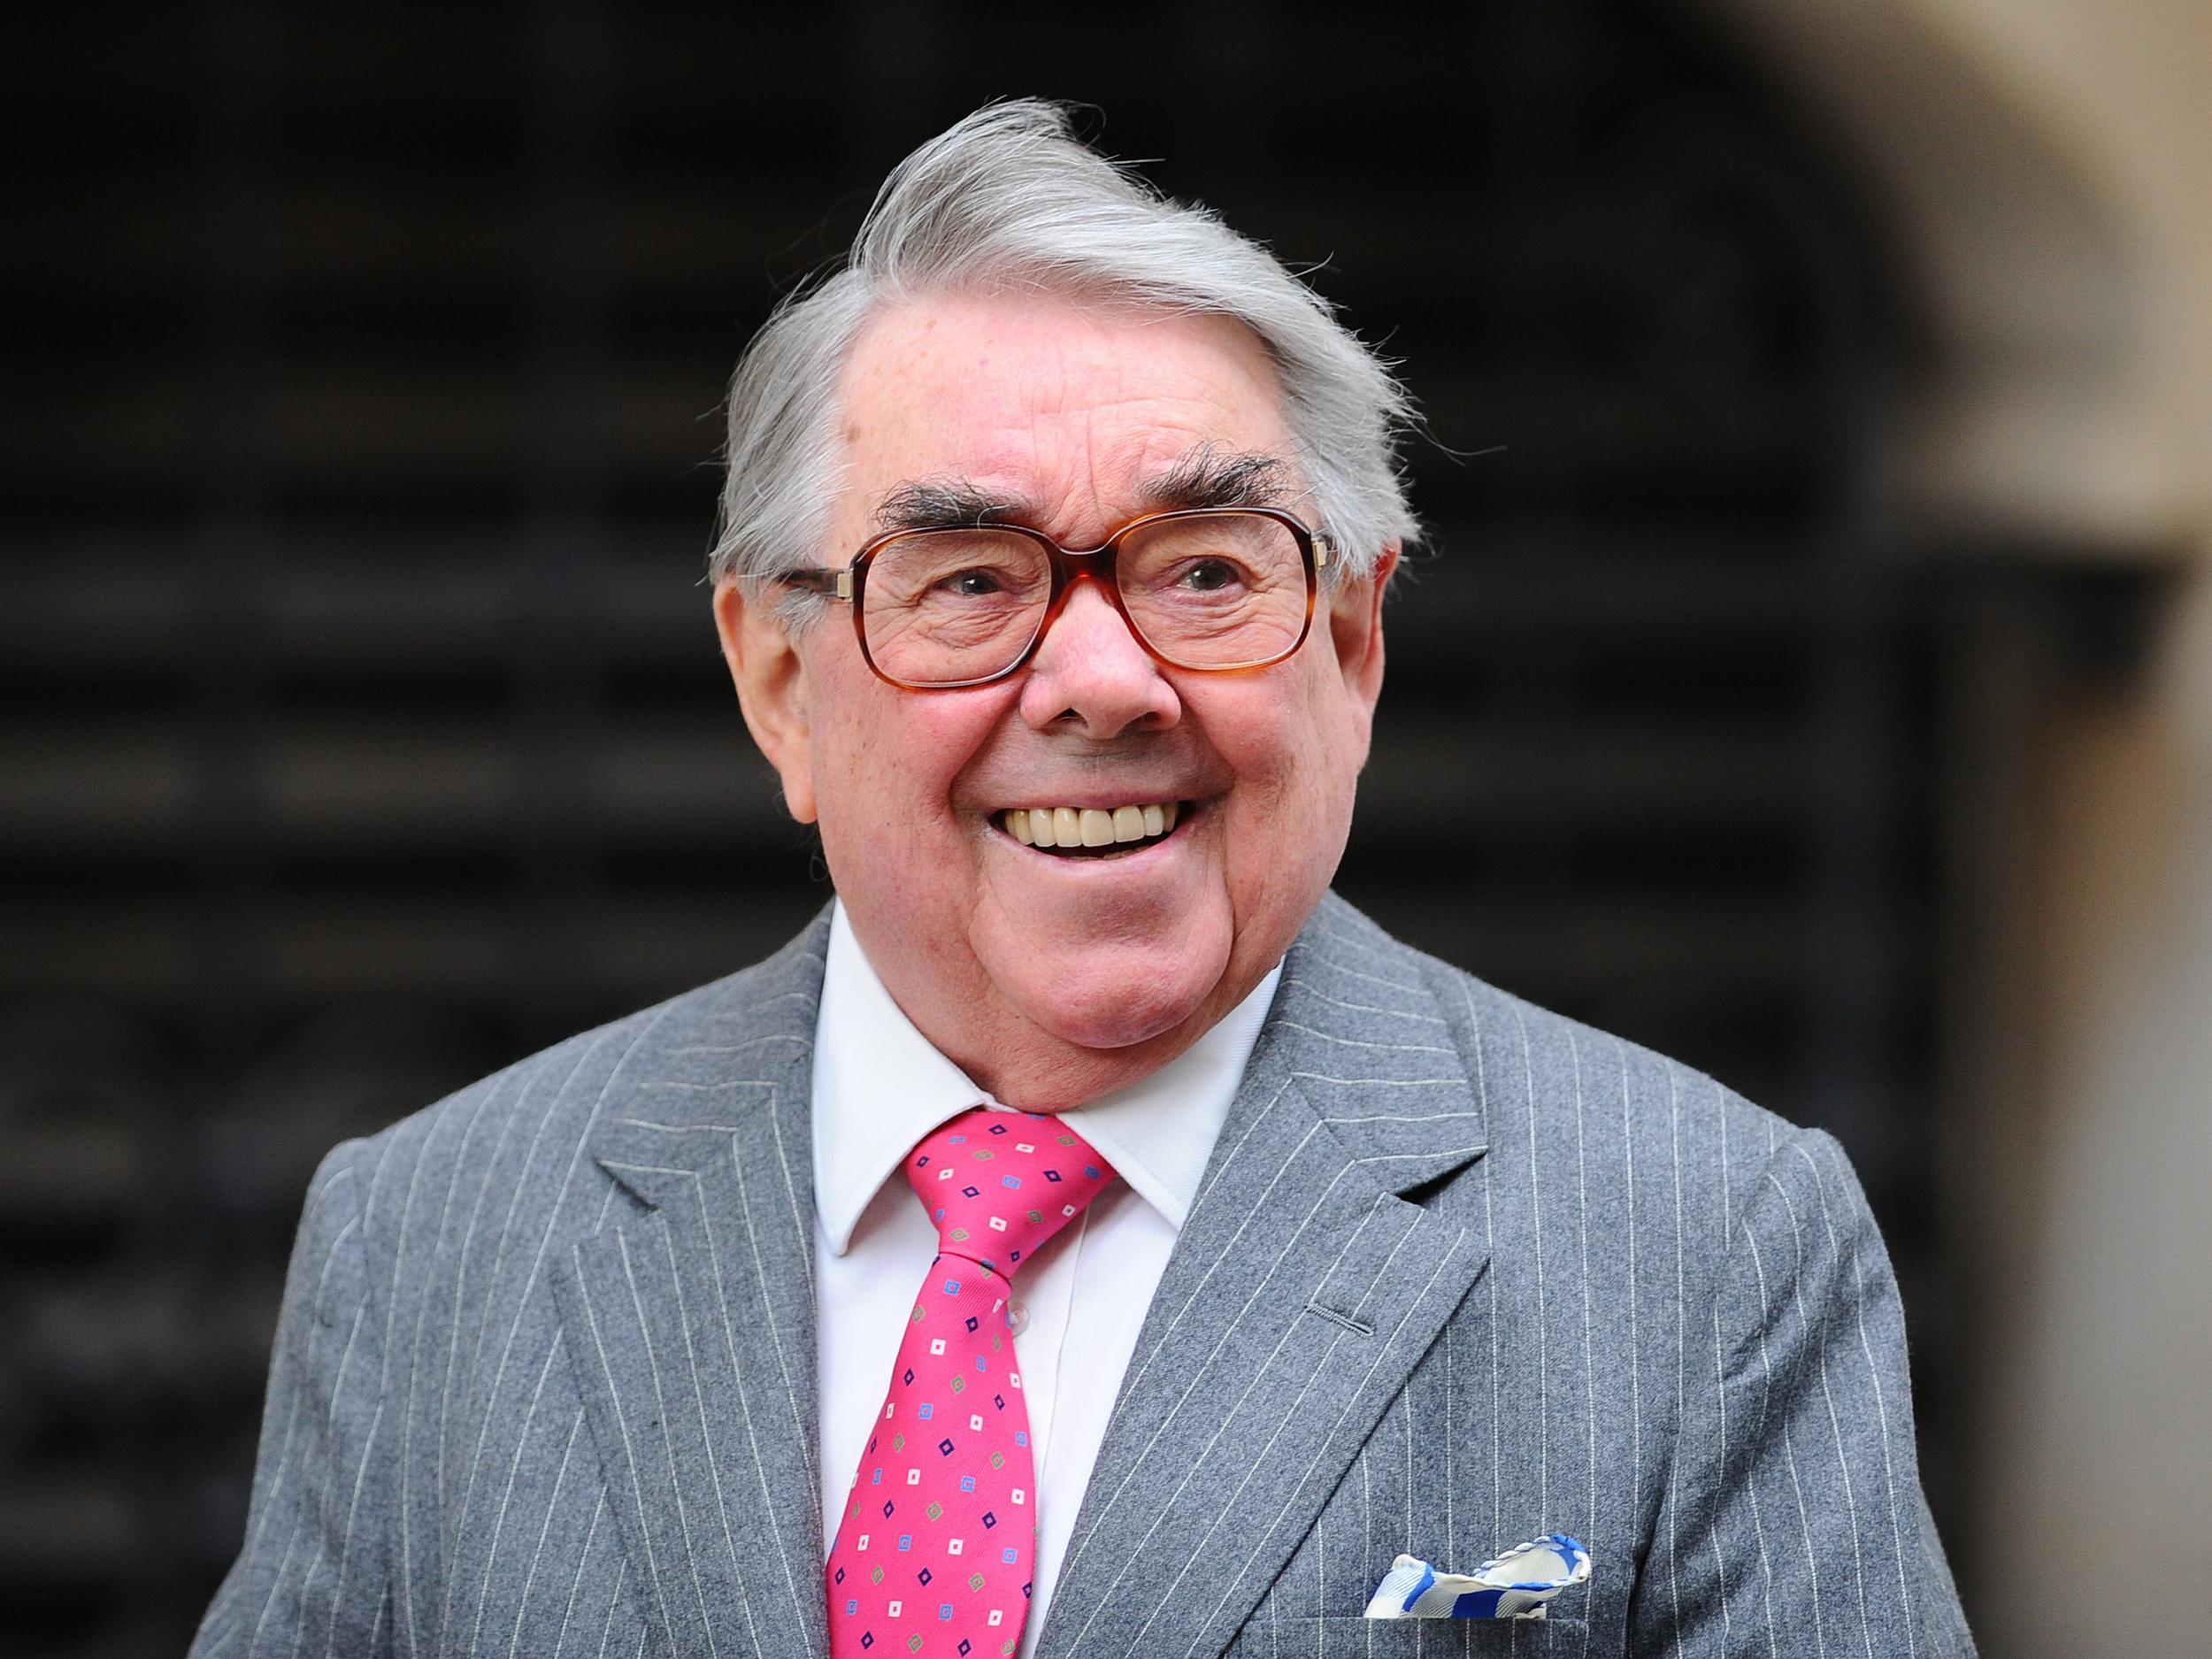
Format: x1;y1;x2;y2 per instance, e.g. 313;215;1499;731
708;100;1420;608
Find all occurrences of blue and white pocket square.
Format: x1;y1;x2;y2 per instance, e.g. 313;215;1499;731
1363;1534;1591;1620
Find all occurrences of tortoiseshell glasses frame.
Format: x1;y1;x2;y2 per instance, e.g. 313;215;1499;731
775;505;1333;691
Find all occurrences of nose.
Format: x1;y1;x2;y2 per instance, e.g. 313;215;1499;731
1017;576;1182;738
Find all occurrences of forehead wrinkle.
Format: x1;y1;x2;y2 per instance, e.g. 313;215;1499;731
839;298;1303;544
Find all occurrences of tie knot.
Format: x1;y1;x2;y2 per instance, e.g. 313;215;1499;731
904;1107;1116;1279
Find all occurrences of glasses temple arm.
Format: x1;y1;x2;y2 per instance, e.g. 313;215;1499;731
776;567;855;601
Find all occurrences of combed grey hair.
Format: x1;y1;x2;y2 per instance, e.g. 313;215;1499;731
708;99;1420;611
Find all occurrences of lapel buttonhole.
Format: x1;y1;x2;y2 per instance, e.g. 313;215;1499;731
1302;1302;1374;1337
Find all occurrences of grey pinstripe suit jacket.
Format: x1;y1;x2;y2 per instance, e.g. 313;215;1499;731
193;895;1973;1658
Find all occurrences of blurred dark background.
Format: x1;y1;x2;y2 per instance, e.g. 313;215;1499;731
6;2;2204;1655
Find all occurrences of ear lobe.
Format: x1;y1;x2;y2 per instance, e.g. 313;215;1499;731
712;579;818;824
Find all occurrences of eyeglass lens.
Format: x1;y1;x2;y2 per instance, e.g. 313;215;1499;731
858;511;1310;686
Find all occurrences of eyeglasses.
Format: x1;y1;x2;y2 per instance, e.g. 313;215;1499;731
778;506;1333;691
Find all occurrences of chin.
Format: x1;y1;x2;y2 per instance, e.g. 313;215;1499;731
1029;990;1196;1052
1007;935;1232;1053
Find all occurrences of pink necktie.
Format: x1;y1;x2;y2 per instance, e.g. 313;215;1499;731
826;1107;1117;1658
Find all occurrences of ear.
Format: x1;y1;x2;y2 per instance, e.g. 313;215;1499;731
1326;542;1397;717
712;578;818;824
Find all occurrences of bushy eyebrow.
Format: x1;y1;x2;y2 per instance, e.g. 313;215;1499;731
1139;446;1291;511
871;446;1292;535
874;480;1032;534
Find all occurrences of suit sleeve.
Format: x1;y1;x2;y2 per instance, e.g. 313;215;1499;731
190;1140;396;1658
1630;1127;1976;1657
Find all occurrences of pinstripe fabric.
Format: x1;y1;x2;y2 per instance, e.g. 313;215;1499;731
193;895;1971;1658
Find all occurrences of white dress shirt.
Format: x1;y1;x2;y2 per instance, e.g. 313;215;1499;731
811;902;1279;1657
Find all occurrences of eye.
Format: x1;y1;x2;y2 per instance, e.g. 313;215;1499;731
1176;557;1243;593
940;568;1008;596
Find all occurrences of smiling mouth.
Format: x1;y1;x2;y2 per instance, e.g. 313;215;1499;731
997;801;1184;858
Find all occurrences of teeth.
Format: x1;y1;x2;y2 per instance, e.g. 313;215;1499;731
999;803;1185;851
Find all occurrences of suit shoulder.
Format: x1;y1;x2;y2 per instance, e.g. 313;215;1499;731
1312;892;1810;1185
333;918;828;1235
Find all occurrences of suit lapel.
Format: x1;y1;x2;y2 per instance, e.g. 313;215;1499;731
554;917;832;1659
1037;895;1492;1659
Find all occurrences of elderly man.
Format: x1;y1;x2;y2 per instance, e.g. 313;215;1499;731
195;103;1972;1659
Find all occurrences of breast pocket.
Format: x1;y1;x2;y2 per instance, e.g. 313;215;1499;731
1225;1612;1593;1657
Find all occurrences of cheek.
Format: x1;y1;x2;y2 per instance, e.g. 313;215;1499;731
1225;673;1363;803
1212;696;1353;891
812;703;981;951
1202;704;1356;981
811;684;1007;829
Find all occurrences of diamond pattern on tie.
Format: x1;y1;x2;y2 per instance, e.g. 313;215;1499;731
826;1109;1116;1659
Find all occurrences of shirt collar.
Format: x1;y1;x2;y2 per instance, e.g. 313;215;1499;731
810;901;1280;1256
